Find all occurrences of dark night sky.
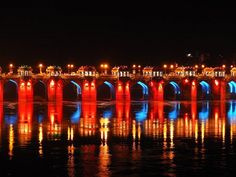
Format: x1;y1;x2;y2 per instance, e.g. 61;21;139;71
0;6;236;70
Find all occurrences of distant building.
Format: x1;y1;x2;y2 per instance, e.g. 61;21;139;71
77;66;96;77
17;65;33;77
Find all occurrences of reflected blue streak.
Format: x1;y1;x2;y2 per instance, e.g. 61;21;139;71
168;103;180;119
199;102;209;120
71;103;81;123
135;102;148;122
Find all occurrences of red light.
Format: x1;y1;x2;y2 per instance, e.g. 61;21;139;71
27;82;31;87
85;83;89;87
91;82;95;87
192;81;195;86
21;82;25;87
150;81;154;87
215;80;219;86
184;79;189;83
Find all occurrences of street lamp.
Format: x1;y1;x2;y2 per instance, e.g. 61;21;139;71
38;63;43;74
100;63;109;75
67;64;74;74
163;64;167;75
9;63;14;74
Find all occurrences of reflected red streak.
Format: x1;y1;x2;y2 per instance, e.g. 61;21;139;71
0;80;3;102
191;101;197;119
149;81;163;101
81;103;96;134
18;101;33;123
116;81;130;101
48;102;62;125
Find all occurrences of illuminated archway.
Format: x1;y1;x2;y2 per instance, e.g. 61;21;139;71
4;79;18;101
164;81;180;100
34;80;47;101
131;81;149;100
97;81;115;100
198;81;210;99
228;81;236;99
63;81;82;101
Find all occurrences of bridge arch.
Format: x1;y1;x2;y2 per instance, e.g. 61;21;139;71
34;80;47;101
97;81;115;100
131;81;149;100
227;81;236;99
63;81;82;101
4;79;18;101
164;81;180;100
198;81;210;99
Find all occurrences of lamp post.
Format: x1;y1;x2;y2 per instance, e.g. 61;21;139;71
163;64;167;75
67;64;74;74
9;63;14;74
39;63;43;74
100;63;109;75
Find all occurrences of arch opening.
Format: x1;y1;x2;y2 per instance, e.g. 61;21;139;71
198;81;210;100
4;80;18;101
34;81;47;101
97;81;115;101
131;81;149;100
164;81;180;100
63;81;82;101
228;81;236;99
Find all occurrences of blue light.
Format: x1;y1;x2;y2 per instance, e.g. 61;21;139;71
199;81;210;94
199;102;209;120
71;103;81;123
137;81;149;95
38;114;44;123
169;81;180;94
9;79;18;87
71;81;81;95
168;102;180;119
4;114;17;125
227;101;236;120
104;81;115;94
135;102;148;122
103;107;113;119
228;81;236;93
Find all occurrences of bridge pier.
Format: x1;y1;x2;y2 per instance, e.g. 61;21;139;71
82;80;96;101
149;81;164;101
116;81;130;101
18;79;33;102
211;79;226;100
47;79;63;102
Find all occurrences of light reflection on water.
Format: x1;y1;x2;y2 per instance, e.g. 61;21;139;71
0;101;236;176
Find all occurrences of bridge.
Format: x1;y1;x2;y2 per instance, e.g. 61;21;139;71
0;64;236;102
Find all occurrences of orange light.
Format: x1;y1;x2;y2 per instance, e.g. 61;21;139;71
21;82;25;87
222;64;226;68
192;81;195;86
50;80;55;87
85;83;89;87
91;82;95;87
138;65;141;68
9;63;13;68
195;65;198;68
163;64;167;68
67;64;71;67
27;82;31;87
71;64;74;68
184;79;189;83
39;64;43;68
201;64;205;68
231;65;234;68
132;64;136;68
215;80;219;86
170;65;174;69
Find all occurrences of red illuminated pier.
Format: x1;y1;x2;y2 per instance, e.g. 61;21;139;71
0;64;235;102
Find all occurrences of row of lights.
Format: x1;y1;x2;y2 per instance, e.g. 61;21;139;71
4;63;236;74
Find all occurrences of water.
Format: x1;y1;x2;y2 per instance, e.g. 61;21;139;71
1;101;236;177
